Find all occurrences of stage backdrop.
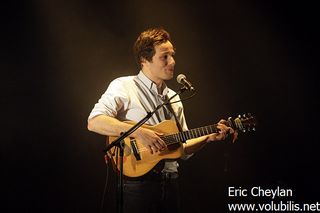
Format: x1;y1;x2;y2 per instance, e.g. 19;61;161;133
2;0;319;212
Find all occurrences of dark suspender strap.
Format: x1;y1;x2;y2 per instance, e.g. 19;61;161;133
165;95;184;133
133;77;162;123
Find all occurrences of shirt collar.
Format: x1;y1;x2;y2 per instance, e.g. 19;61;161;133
137;71;169;96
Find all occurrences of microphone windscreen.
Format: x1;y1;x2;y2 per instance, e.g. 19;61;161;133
176;74;186;84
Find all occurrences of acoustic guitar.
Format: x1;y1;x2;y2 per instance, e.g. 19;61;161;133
106;114;257;177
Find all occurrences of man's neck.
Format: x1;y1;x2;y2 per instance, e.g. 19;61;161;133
141;70;163;88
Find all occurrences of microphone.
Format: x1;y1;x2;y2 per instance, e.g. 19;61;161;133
176;74;195;91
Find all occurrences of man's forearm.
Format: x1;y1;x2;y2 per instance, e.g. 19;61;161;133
183;136;209;155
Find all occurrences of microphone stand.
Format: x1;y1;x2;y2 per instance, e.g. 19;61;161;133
103;87;188;213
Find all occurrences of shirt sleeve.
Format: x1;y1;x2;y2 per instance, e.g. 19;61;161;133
88;78;129;120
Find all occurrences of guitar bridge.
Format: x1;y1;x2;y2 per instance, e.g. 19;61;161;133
130;139;141;161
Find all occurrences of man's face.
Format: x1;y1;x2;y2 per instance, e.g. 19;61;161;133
142;40;176;84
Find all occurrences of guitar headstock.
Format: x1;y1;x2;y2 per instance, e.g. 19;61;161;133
228;113;257;133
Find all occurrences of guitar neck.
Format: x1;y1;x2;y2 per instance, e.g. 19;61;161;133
159;115;256;146
160;124;219;145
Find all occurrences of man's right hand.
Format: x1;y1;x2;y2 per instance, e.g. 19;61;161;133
134;128;167;154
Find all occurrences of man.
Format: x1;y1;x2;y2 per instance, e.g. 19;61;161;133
88;27;237;213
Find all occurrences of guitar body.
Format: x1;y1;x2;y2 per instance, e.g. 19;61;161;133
107;120;184;177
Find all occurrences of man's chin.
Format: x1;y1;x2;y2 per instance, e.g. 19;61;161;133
166;71;174;79
165;74;174;80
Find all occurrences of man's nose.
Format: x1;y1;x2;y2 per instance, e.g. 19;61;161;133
168;56;175;66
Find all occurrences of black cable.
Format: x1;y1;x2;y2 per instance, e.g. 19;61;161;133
99;156;110;213
166;90;197;105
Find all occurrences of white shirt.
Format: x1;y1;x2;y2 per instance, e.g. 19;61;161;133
88;71;189;173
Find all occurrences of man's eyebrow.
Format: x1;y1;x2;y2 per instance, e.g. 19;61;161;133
159;49;176;54
160;50;175;54
159;47;176;52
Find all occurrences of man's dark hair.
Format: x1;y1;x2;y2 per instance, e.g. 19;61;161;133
133;27;172;68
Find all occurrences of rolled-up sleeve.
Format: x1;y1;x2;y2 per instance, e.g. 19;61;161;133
88;78;129;120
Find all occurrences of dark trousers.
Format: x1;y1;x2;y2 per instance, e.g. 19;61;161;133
123;172;180;213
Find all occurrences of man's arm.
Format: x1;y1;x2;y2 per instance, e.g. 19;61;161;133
88;114;136;137
87;115;166;153
183;120;238;155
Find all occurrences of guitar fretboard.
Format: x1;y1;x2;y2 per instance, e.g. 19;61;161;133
160;124;218;145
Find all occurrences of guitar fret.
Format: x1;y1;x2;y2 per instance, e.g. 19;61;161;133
190;129;194;137
175;133;180;142
178;133;183;141
204;127;208;135
170;136;176;145
168;136;171;144
197;128;201;137
182;132;187;141
192;129;196;137
172;135;177;144
171;135;176;144
174;133;178;142
170;134;173;142
201;127;205;136
164;135;173;145
174;134;180;141
176;133;180;142
169;136;175;145
179;132;184;141
187;131;191;139
185;131;190;140
162;136;168;145
184;131;188;140
194;129;198;137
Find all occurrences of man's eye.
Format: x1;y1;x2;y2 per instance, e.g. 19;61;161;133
160;55;168;60
161;53;174;60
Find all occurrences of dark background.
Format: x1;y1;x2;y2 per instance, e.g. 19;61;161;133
2;0;319;212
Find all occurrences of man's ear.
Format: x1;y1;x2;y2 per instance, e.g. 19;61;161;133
140;57;148;67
